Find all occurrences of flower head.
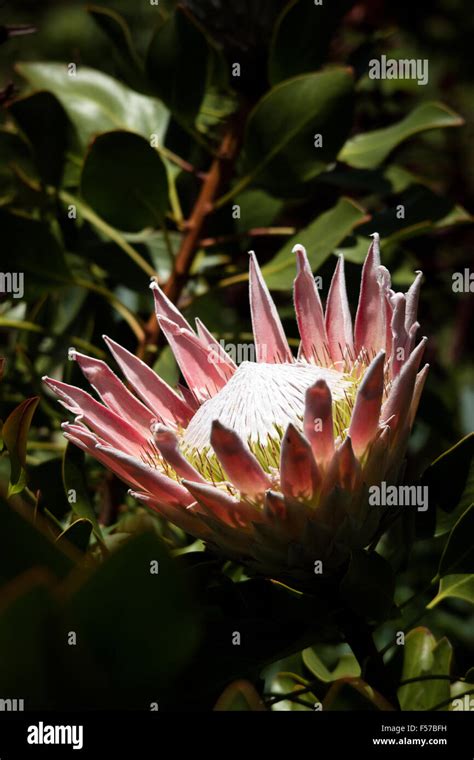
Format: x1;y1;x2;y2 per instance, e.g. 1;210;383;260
43;234;428;584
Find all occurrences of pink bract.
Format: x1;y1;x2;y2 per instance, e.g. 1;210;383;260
43;234;428;584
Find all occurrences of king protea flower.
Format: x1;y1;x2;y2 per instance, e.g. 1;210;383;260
43;234;428;584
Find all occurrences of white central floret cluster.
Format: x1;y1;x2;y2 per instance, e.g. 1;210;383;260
182;360;352;452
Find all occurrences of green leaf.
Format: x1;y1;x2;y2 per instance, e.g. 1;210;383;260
0;130;36;204
16;62;169;151
241;68;354;195
62;442;102;539
56;519;93;553
398;628;452;710
269;0;352;85
214;680;265;711
439;503;474;576
340;550;394;622
146;7;209;122
87;5;146;92
29;457;71;521
267;672;317;711
2;397;39;494
0;498;74;586
0;209;72;294
339;101;463;169
63;531;200;704
428;574;474;608
81;130;169;232
260;197;368;289
234;189;284;234
302;648;360;682
9;91;69;187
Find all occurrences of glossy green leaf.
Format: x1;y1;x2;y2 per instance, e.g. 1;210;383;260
87;5;146;92
62;442;102;539
146;7;209;122
428;574;474;608
56;518;93;553
2;397;39;494
0;209;72;293
261;197;368;289
267;672;316;711
398;628;452;710
16;62;169;150
9;91;69;187
81;130;169;232
29;457;71;521
340;549;395;622
339;101;463;169
438;503;474;576
214;680;265;711
269;0;352;84
241;68;354;195
302;647;360;682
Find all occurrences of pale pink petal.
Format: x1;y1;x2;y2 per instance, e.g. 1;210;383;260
408;363;429;427
293;244;329;364
152;423;206;483
181;479;258;528
354;233;386;357
96;443;193;507
69;349;153;434
362;425;391;486
62;423;145;488
382;337;427;430
150;279;192;332
158;316;227;402
405;271;423;332
378;266;393;358
325;255;354;365
129;490;208;536
210;420;271;498
389;293;410;378
43;376;149;457
303;379;335;465
249;251;292;363
103;335;193;427
349;351;385;457
177;383;200;412
280;423;321;500
336;436;360;491
195;317;237;380
405;321;420;359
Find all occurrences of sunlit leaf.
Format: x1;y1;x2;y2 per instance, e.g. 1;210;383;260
339;101;463;169
398;628;452;710
428;575;474;608
2;397;39;495
260;197;368;289
16;62;169;151
241;68;354;195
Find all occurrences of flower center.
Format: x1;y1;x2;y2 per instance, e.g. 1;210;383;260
182;361;354;458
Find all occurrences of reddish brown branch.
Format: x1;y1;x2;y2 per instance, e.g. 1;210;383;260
137;120;243;362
